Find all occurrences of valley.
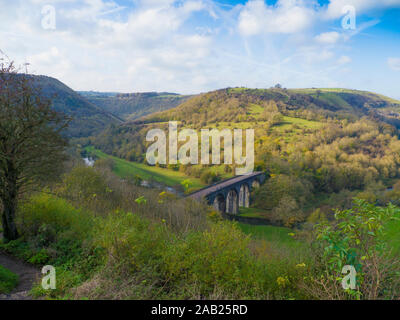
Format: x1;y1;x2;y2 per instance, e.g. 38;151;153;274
2;72;400;300
84;146;206;190
2;0;400;304
79;91;191;121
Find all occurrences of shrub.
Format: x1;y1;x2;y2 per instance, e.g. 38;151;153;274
307;208;327;224
0;265;18;294
307;199;400;300
200;170;220;184
17;193;92;242
160;221;305;299
94;158;115;171
92;211;168;275
57;166;111;209
271;195;305;227
254;174;312;210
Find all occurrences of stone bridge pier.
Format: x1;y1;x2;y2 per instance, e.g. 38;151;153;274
187;172;265;214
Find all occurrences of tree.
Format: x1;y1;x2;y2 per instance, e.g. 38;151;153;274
309;199;400;299
0;59;69;241
181;179;192;193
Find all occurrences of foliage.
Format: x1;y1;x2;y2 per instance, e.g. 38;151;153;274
306;208;327;225
2;165;310;300
0;264;18;294
17;193;92;242
0;61;69;241
84;146;205;190
180;179;192;193
308;199;400;299
28;75;120;138
80;91;190;121
200;170;221;184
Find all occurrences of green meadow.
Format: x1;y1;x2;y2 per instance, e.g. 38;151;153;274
239;207;273;219
273;116;322;131
237;223;302;248
86;146;205;190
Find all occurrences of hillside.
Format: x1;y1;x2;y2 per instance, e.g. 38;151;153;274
86;87;400;224
142;87;400;127
30;75;122;137
92;87;400;167
79;91;191;121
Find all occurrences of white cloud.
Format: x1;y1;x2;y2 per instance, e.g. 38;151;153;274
297;46;335;64
337;55;351;65
238;0;315;36
324;0;400;19
0;0;215;93
27;46;71;78
388;57;400;71
315;31;340;44
0;0;398;99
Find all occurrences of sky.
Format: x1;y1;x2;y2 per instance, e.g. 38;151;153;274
0;0;399;98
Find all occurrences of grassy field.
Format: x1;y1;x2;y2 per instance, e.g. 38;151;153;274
237;223;301;247
86;146;205;190
290;88;400;106
239;207;273;219
273;116;322;131
0;265;18;294
248;103;264;118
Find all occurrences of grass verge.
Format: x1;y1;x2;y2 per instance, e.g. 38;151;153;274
0;265;19;294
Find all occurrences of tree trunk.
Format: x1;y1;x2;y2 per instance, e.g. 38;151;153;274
1;174;19;242
2;196;19;241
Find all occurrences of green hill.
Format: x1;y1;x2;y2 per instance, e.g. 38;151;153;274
142;87;400;127
29;75;122;137
86;87;400;218
79;91;191;121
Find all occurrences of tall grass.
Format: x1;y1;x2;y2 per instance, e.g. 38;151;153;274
1;165;311;300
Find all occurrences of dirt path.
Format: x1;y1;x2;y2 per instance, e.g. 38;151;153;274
0;238;40;300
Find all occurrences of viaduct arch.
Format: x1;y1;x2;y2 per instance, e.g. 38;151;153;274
187;172;265;214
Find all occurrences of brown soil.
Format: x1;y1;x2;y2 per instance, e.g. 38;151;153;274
0;235;40;300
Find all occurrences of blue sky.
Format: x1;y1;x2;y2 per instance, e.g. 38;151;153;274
0;0;399;98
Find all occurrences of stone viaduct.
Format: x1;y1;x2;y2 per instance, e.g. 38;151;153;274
187;172;266;214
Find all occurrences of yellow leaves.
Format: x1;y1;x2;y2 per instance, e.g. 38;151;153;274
207;210;222;223
276;276;290;288
135;196;147;205
158;191;167;203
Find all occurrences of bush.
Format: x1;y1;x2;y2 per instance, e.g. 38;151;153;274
0;265;18;294
92;211;167;274
271;195;305;227
306;208;327;225
5;168;312;300
57;166;112;210
254;174;312;211
94;158;115;171
307;199;400;300
200;170;221;184
163;222;256;295
17;193;92;242
75;212;307;299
